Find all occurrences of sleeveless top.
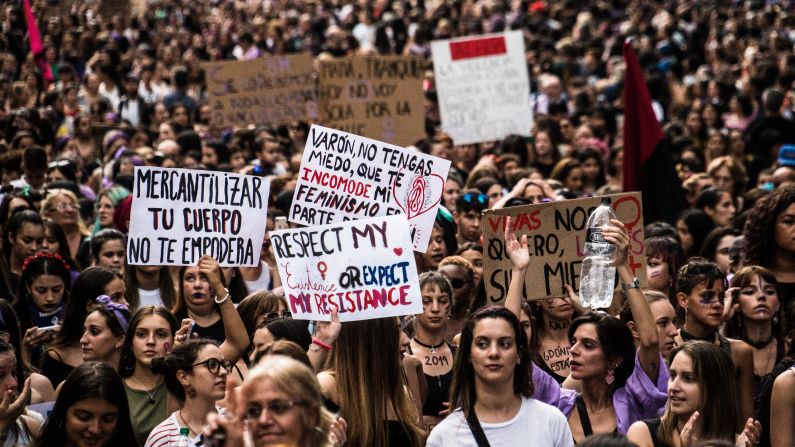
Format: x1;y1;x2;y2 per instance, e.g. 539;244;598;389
572;394;618;444
386;420;415;446
757;359;795;447
124;380;168;447
39;349;74;387
407;342;456;416
641;418;672;447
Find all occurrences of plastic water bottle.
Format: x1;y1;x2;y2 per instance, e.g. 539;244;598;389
175;427;190;447
579;197;617;309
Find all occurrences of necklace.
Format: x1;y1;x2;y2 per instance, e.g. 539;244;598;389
740;334;774;350
412;337;445;354
128;378;162;405
679;328;716;343
178;409;202;437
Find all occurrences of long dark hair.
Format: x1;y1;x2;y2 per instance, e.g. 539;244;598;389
449;305;533;418
123;265;177;312
568;312;636;390
2;209;43;265
13;251;72;332
54;267;121;348
42;218;79;270
0;304;27;391
33;362;138;447
119;306;178;378
173;264;226;319
724;266;784;341
744;185;795;267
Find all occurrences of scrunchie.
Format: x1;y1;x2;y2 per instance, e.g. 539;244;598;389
96;295;129;334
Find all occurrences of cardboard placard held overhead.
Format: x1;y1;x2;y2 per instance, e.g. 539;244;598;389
271;215;422;322
319;56;426;147
431;31;533;145
289;124;451;251
128;167;270;267
203;53;317;128
481;193;645;303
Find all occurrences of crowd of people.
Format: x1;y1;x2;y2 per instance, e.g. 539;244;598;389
0;0;794;445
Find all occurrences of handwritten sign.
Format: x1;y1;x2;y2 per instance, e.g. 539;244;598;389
481;193;646;302
203;54;317;128
128;167;270;267
271;215;421;321
289;125;451;251
431;31;532;145
318;56;426;147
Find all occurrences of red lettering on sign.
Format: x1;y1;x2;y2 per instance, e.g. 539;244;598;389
450;37;507;60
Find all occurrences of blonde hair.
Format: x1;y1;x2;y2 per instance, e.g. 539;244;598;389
247;355;334;447
41;189;90;236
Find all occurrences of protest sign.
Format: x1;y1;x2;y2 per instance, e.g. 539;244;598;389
271;215;422;322
481;193;645;303
289;124;451;251
203;53;316;128
128;167;270;267
431;31;532;145
318;56;426;147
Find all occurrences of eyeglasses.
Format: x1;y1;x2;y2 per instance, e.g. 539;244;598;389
192;358;234;375
263;311;292;325
458;192;489;206
245;399;305;419
448;278;467;289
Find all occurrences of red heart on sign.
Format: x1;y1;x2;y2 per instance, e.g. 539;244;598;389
393;248;403;256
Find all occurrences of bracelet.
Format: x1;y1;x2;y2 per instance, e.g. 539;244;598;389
214;288;231;304
311;337;332;352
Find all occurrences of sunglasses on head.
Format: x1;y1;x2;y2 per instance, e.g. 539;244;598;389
459;192;489;206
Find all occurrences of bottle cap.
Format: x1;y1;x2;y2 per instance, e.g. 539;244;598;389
179;427;190;436
601;197;611;206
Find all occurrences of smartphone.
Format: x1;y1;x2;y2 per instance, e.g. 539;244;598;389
37;324;61;332
274;216;288;230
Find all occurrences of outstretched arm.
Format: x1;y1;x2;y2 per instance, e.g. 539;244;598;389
504;216;529;319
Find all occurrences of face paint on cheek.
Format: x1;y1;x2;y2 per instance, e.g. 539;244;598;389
163;342;170;352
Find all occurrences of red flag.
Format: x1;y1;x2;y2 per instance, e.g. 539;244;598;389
22;0;54;86
622;40;664;192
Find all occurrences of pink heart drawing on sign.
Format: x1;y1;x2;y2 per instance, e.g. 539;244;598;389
391;172;445;220
393;248;403;256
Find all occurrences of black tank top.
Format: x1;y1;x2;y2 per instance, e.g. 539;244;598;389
407;342;456;416
642;418;672;447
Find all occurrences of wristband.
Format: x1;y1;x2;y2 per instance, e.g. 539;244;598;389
311;337;332;352
214;288;231;304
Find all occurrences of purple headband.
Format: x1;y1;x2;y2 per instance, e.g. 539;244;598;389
95;295;129;333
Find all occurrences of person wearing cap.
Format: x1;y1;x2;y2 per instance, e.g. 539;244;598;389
118;73;146;127
771;144;795;189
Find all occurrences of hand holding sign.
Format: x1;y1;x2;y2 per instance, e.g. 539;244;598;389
601;219;630;267
198;255;226;299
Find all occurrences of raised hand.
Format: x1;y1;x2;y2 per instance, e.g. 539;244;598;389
0;378;30;432
601;219;630;267
314;307;341;345
680;411;700;447
504;216;530;270
735;418;761;447
722;287;740;323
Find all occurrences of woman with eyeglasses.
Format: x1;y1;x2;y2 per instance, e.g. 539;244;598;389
172;256;249;353
119;306;181;446
672;258;755;423
41;189;89;262
146;339;233;447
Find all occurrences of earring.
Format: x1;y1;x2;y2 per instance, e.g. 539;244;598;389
606;367;615;385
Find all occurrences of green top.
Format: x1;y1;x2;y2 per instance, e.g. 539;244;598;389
124;379;168;447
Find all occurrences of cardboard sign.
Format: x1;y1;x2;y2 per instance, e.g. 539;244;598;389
203;53;317;128
128;167;270;267
319;56;426;147
431;31;532;145
289;124;451;251
481;193;646;302
271;215;422;322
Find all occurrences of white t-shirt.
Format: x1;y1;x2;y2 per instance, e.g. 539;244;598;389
243;261;272;294
144;412;202;447
138;288;165;308
426;397;573;447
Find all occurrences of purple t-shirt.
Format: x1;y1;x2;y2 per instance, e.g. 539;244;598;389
531;350;668;434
